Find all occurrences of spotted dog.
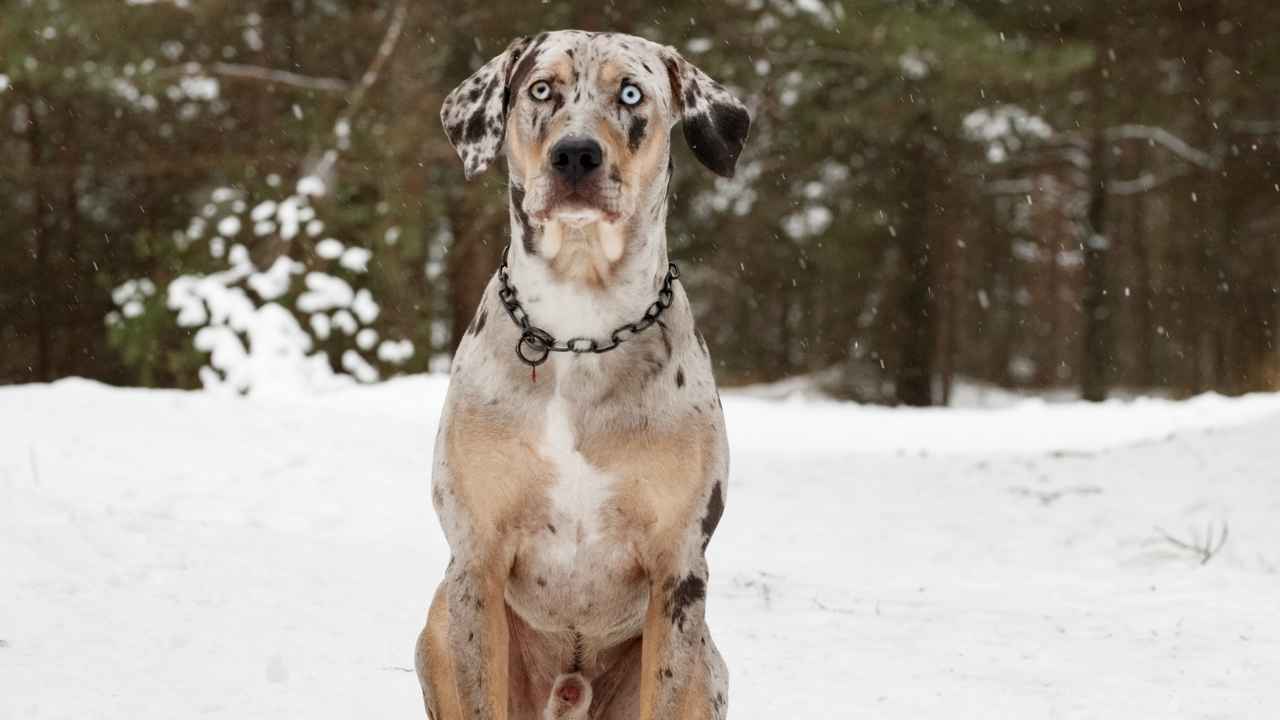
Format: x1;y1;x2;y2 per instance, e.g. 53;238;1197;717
416;30;750;720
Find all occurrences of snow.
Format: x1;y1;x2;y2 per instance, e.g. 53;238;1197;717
316;238;345;259
3;377;1280;718
963;105;1054;164
898;51;930;80
350;288;379;324
339;246;372;273
250;200;277;223
245;256;302;301
168;265;355;394
377;338;414;364
296;272;354;313
276;197;304;240
216;215;242;237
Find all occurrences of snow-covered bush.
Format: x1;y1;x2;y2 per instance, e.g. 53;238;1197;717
962;105;1053;164
110;179;413;395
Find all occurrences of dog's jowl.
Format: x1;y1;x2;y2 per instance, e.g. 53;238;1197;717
417;30;749;720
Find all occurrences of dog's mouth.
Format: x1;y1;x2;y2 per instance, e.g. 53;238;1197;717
528;167;626;226
535;191;622;226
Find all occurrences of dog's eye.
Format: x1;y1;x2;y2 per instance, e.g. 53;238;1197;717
529;80;553;102
619;83;643;107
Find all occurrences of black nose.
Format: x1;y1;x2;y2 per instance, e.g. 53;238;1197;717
549;137;603;184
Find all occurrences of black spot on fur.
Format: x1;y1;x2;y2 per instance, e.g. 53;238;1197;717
463;110;487;144
668;573;706;632
696;330;709;355
472;309;487;335
507;44;543;107
547;523;557;534
700;481;724;550
536;576;547;587
675;366;685;388
446;121;465;146
684;86;699;109
683;101;750;178
664;57;684;104
510;185;538;254
628;115;648;153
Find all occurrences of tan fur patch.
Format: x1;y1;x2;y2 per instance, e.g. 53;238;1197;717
445;404;554;540
578;424;716;562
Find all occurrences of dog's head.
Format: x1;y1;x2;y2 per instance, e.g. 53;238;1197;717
441;30;750;229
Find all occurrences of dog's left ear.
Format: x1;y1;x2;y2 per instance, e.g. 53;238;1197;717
440;36;531;180
663;49;752;178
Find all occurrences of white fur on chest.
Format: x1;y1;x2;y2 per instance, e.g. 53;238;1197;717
539;384;615;565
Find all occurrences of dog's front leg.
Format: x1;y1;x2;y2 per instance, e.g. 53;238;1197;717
638;548;714;720
445;543;514;720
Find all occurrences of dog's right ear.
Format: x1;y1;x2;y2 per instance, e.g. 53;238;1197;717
440;36;531;180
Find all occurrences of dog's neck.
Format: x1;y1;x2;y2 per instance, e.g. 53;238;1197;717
504;177;672;344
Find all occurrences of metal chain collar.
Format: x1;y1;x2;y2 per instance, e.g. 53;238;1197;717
495;244;681;371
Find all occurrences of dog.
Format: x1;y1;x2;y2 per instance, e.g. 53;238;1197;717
416;30;750;720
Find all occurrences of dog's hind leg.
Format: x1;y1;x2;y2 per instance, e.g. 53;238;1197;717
684;628;729;720
597;624;727;720
416;582;464;720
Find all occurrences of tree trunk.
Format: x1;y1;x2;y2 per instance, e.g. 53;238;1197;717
1080;58;1111;402
445;189;504;355
1129;144;1155;388
26;91;52;382
895;114;937;406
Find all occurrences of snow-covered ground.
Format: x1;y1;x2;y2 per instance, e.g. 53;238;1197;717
4;376;1280;718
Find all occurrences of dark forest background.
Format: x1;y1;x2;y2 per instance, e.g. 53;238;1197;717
4;0;1279;405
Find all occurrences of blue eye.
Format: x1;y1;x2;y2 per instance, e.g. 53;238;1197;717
619;83;643;106
529;80;552;101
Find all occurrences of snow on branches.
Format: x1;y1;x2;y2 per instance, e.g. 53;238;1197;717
111;182;413;395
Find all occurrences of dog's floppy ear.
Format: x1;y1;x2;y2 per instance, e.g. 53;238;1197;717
440;36;531;180
663;49;751;178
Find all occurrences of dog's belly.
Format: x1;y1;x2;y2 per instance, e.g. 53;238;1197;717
507;520;647;641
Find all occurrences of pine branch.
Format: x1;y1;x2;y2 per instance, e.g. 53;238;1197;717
158;62;351;94
1104;124;1218;170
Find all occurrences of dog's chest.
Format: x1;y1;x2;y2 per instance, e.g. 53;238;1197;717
505;388;648;639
